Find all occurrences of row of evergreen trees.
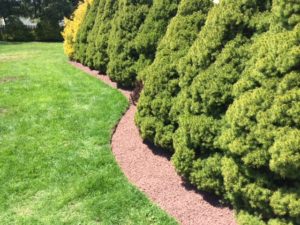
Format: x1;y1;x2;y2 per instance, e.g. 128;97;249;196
63;0;300;224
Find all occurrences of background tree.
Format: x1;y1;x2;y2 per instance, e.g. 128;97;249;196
0;0;79;41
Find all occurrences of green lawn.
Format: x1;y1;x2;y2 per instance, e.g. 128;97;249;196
0;42;177;225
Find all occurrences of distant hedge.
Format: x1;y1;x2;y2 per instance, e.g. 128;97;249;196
63;0;300;224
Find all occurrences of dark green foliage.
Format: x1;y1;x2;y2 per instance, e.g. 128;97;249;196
135;0;213;148
0;16;34;41
74;0;101;63
35;19;63;41
1;0;77;41
92;0;119;73
107;0;152;87
132;0;180;77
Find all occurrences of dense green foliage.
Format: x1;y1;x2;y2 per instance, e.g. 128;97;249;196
132;0;180;79
136;0;214;149
91;0;119;73
0;42;178;225
106;0;152;87
171;0;300;224
74;0;101;62
0;16;35;41
64;0;300;223
84;0;106;67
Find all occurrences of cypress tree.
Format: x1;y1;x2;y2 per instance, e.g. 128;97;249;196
136;0;213;149
107;0;152;87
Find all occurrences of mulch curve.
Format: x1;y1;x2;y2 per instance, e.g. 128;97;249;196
70;61;237;225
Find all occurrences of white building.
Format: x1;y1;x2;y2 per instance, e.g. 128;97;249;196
19;17;38;28
0;17;5;27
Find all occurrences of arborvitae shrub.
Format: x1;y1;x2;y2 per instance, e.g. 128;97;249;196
171;0;273;196
107;0;152;87
219;15;300;224
84;0;106;68
132;0;180;77
74;0;101;63
92;0;119;73
171;0;300;223
135;0;213;149
62;0;93;59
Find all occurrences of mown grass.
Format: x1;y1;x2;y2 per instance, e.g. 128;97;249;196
0;42;177;225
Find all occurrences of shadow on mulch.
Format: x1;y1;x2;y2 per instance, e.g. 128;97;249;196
143;139;172;160
143;138;232;209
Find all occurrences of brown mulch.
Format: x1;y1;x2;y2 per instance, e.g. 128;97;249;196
71;61;237;225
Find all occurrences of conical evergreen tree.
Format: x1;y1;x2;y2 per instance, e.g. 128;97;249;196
74;0;101;63
92;0;119;73
107;0;152;87
132;0;180;78
220;1;300;224
62;0;94;59
84;0;106;68
171;0;273;195
136;0;213;149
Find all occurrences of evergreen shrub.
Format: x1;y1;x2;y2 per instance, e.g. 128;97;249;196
62;0;93;59
106;0;152;87
135;0;213;148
